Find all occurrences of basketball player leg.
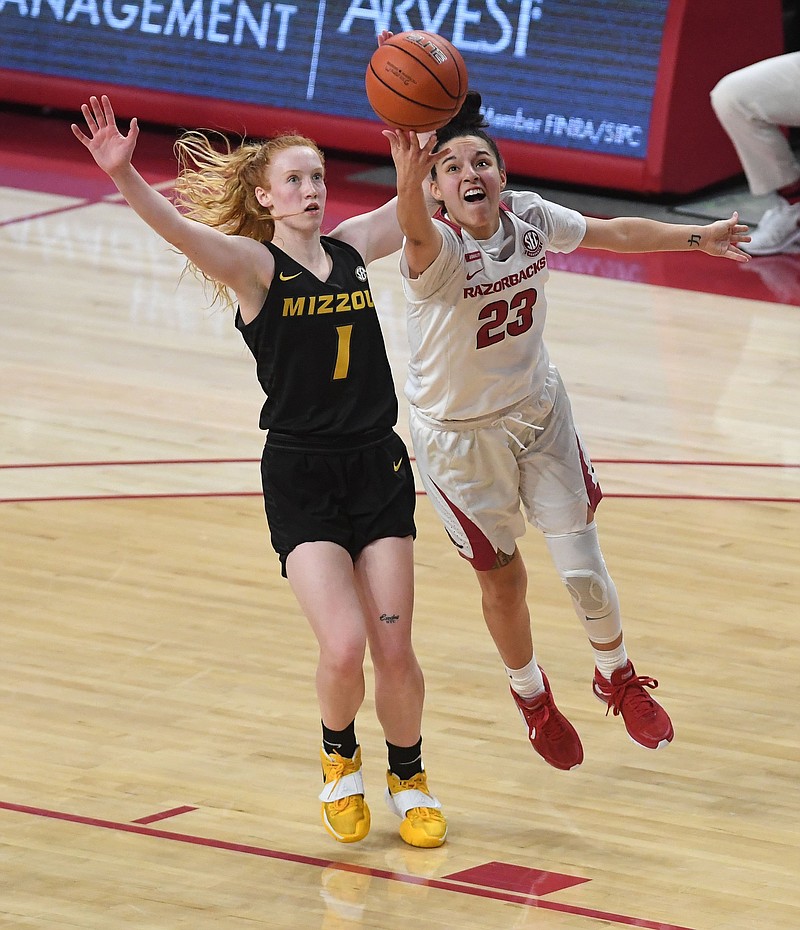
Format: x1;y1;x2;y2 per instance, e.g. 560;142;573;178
472;549;583;771
411;415;582;770
355;535;447;848
544;518;673;749
354;535;422;745
287;542;372;843
529;404;674;750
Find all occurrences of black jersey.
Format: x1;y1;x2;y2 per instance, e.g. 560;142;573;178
235;237;398;440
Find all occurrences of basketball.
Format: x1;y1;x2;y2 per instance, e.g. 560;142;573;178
365;31;468;133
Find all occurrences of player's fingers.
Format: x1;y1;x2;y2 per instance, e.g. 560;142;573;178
101;95;117;130
81;102;99;134
727;248;750;262
88;95;106;128
70;123;90;146
391;130;417;155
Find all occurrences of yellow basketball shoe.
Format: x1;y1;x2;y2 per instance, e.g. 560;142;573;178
385;770;447;848
319;746;371;844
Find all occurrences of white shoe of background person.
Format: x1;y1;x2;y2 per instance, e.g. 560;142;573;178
743;200;800;255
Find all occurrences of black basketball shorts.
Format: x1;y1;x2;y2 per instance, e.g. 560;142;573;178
260;430;417;577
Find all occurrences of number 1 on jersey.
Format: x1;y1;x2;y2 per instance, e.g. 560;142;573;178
333;324;353;380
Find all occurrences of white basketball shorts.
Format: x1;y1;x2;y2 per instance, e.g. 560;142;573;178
409;371;602;570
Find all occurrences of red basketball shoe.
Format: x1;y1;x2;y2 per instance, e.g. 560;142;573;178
510;669;584;771
593;660;674;749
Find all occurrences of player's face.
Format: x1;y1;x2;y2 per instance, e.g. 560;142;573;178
257;146;327;225
430;136;506;239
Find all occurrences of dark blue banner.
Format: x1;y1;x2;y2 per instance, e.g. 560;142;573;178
0;0;668;159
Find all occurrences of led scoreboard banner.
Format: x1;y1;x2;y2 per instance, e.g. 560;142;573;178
0;0;785;194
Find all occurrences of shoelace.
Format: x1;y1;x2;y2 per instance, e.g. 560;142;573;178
330;796;358;811
522;695;573;743
324;757;362;810
392;773;440;811
604;675;659;719
392;772;429;794
534;701;578;743
524;700;550;729
407;807;445;823
324;754;359;788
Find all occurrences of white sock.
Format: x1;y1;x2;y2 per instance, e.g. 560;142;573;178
593;642;628;681
505;658;545;701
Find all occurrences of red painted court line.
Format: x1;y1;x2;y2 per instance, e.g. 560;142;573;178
0;181;173;229
445;859;589;896
1;457;796;471
0;196;126;228
132;805;198;825
0;457;257;469
0;800;697;930
610;493;799;503
1;492;796;505
593;459;799;468
0;491;262;504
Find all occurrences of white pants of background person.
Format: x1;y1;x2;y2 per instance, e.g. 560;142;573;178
711;52;800;255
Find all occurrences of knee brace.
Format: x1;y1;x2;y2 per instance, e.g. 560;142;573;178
544;522;621;644
561;568;611;615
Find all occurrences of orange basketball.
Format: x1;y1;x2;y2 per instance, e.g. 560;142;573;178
365;31;468;133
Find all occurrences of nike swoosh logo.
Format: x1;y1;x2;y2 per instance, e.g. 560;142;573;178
444;528;464;550
279;271;302;281
466;269;482;280
393;459;403;471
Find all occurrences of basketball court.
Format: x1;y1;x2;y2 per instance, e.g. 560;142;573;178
1;103;799;930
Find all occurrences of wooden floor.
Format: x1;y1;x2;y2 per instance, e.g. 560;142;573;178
1;122;799;930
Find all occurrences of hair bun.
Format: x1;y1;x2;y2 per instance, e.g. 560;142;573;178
448;91;487;132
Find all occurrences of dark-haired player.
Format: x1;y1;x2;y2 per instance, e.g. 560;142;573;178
383;91;750;769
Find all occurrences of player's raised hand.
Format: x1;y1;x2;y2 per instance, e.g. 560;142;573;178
702;211;751;262
71;95;139;178
383;128;447;189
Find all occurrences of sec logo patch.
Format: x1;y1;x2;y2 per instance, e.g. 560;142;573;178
523;230;542;258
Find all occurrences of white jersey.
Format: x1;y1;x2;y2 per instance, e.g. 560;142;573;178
401;190;586;421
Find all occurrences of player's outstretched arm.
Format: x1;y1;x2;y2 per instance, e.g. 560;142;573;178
71;95;270;299
581;212;751;262
330;137;441;265
383;129;445;276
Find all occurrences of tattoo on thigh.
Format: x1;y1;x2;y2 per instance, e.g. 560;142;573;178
379;613;399;624
491;549;517;569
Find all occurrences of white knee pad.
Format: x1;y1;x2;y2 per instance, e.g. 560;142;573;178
544;522;621;644
561;568;610;614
